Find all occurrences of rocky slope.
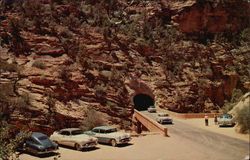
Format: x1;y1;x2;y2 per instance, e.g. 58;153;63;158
0;0;249;133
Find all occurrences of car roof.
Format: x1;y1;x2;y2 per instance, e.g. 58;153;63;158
221;114;233;117
31;132;47;138
59;128;82;132
92;126;116;130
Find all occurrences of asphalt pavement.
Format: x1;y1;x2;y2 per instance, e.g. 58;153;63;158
141;111;250;160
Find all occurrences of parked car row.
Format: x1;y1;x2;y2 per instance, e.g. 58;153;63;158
147;106;173;124
19;126;132;155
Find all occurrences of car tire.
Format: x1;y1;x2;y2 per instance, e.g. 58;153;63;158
110;139;117;147
75;143;82;151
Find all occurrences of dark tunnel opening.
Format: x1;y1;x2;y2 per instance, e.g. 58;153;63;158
133;94;154;111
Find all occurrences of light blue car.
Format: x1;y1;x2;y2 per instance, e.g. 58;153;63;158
218;114;235;127
84;126;131;147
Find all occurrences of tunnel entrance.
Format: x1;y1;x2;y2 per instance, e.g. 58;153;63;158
133;94;154;111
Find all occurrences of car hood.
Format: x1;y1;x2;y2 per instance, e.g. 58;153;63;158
218;118;232;122
158;117;172;120
39;139;56;148
70;134;98;142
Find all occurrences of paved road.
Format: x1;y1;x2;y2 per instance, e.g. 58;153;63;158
141;111;250;160
19;112;249;160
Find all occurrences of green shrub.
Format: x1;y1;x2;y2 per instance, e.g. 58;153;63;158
80;109;105;131
0;120;31;160
57;65;72;81
240;28;250;46
0;59;18;72
235;106;250;134
121;120;131;131
221;89;243;113
32;60;46;69
221;100;234;114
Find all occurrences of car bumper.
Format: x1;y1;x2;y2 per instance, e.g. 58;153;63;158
159;120;172;124
82;141;98;148
218;122;235;126
118;138;131;144
36;148;58;155
148;109;156;112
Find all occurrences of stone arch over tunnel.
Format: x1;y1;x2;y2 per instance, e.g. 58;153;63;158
133;94;154;111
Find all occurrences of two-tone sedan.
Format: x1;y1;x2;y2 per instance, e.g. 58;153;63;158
84;126;131;147
50;128;98;151
156;113;173;124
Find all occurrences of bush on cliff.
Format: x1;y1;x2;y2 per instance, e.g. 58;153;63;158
80;109;105;131
32;60;46;69
0;120;31;160
234;106;250;134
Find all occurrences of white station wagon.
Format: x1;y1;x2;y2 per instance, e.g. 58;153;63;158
50;128;98;151
84;126;131;147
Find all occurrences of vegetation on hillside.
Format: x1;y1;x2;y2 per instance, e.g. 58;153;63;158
80;109;105;131
235;106;250;134
0;0;249;143
0;119;31;160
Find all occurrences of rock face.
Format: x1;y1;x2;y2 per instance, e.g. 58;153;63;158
229;93;250;133
0;0;249;133
160;0;250;33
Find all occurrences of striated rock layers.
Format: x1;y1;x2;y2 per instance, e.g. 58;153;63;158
0;0;249;133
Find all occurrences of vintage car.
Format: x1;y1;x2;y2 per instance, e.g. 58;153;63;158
156;113;173;124
84;126;131;147
218;114;235;127
147;106;157;113
21;132;58;155
50;128;98;151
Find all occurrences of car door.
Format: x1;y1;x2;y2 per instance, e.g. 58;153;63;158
59;131;71;146
98;129;111;143
25;138;40;152
92;129;104;143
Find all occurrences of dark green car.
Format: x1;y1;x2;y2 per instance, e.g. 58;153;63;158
21;132;58;155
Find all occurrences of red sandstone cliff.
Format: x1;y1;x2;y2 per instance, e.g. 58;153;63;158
0;0;249;132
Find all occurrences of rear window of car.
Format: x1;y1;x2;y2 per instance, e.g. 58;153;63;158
71;130;83;135
159;114;168;117
105;128;117;133
221;114;232;118
60;131;70;135
38;136;48;141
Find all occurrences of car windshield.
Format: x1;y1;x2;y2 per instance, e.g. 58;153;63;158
159;114;168;117
38;136;48;141
71;130;83;135
221;114;232;119
105;128;117;133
